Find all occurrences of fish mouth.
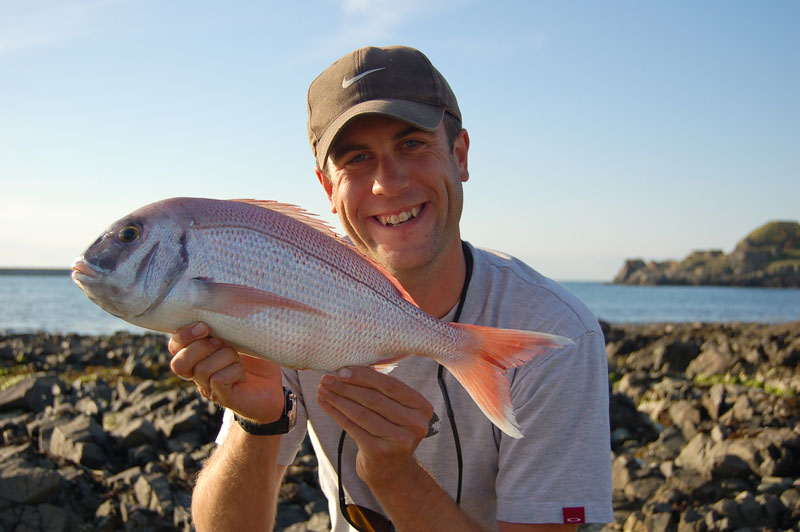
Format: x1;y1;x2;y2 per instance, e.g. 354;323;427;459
71;259;100;283
374;204;424;227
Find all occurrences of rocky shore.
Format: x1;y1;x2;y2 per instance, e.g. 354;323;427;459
1;322;798;531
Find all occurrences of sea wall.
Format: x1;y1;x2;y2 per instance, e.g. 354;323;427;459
1;323;798;531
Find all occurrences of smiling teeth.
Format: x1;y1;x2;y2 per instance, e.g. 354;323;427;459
378;206;421;226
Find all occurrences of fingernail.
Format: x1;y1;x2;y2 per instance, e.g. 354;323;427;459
337;368;352;380
320;374;335;386
191;323;207;336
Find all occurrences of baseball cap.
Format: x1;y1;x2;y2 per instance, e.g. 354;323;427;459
307;45;461;169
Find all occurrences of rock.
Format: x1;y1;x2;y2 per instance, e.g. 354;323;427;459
730;393;755;422
624;476;664;503
677;507;702;532
49;415;108;469
0;503;71;532
667;400;701;440
644;511;673;532
113;418;159;449
758;475;794;494
306;511;332;532
686;343;735;378
275;501;311;531
156;405;203;438
653;340;701;373
134;472;174;517
0;458;62;504
701;383;726;420
0;375;60;413
124;353;152;379
644;426;686;461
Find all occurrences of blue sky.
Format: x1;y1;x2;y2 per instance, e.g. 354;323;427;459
1;0;798;280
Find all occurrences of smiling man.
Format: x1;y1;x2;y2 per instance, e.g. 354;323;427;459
169;46;613;531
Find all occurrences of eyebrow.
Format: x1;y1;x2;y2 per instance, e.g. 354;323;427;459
329;126;431;164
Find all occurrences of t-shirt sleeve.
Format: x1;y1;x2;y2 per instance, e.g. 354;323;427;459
496;331;614;524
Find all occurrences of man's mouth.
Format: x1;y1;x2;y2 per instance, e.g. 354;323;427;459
376;205;422;227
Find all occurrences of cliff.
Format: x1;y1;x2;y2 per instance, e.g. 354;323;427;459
613;221;800;287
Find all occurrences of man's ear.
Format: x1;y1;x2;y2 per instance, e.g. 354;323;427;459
315;167;337;214
453;129;470;183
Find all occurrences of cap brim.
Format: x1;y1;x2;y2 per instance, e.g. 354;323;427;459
316;99;445;169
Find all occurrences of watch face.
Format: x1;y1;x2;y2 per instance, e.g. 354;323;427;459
285;388;297;431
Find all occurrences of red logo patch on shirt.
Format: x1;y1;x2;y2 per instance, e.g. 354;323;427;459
562;507;585;524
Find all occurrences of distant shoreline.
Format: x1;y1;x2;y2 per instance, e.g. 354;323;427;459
0;268;71;276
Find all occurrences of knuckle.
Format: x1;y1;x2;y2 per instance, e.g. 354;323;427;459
167;336;182;356
411;422;428;441
169;355;190;378
369;390;387;409
353;406;370;424
396;432;415;449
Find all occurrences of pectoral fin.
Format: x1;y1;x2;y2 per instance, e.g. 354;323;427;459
189;277;327;318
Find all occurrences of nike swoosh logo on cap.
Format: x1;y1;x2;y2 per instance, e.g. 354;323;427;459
342;67;386;88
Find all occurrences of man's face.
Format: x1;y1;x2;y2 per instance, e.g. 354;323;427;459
318;114;469;276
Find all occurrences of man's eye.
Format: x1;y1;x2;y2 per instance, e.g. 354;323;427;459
403;139;423;148
349;153;368;164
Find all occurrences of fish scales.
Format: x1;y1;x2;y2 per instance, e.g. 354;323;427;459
171;200;445;370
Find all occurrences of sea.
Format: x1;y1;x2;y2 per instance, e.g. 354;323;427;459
1;272;799;336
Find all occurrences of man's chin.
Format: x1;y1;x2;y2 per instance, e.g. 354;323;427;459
370;243;435;274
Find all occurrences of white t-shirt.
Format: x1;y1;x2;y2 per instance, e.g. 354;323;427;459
217;243;614;530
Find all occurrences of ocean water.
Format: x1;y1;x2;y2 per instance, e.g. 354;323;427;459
1;274;799;336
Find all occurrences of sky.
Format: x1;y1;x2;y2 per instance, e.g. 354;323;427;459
1;1;798;281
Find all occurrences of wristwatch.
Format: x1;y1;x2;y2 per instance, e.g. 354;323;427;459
234;387;297;435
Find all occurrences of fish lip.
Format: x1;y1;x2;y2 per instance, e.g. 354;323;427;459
70;258;101;282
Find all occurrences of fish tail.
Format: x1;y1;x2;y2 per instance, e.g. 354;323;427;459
444;324;573;438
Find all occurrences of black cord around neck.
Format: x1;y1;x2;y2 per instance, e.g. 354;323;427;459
436;240;473;505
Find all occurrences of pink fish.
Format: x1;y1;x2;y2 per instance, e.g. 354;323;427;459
72;198;572;437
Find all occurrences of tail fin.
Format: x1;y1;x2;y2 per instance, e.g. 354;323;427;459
444;324;573;438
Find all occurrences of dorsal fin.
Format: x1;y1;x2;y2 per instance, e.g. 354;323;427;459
230;198;419;307
231;199;340;239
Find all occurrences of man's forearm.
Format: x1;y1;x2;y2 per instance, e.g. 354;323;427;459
368;458;488;532
192;424;284;531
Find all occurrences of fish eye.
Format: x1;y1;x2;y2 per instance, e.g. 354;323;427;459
118;224;142;243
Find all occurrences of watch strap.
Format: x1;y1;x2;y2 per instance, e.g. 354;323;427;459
234;387;296;436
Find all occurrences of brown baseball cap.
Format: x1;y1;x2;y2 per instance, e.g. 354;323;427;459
307;45;461;169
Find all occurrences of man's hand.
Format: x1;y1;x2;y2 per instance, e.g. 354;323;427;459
168;322;284;423
316;366;433;488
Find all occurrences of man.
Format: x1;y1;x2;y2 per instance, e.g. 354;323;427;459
169;45;613;531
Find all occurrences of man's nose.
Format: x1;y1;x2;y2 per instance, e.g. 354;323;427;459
372;155;409;196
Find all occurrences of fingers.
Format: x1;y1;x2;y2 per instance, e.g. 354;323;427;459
318;367;432;442
168;322;244;396
189;344;243;396
166;323;285;423
168;322;209;356
325;366;432;412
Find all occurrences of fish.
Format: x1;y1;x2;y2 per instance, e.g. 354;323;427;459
72;197;573;438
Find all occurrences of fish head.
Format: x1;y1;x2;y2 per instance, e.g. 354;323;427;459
72;200;190;318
